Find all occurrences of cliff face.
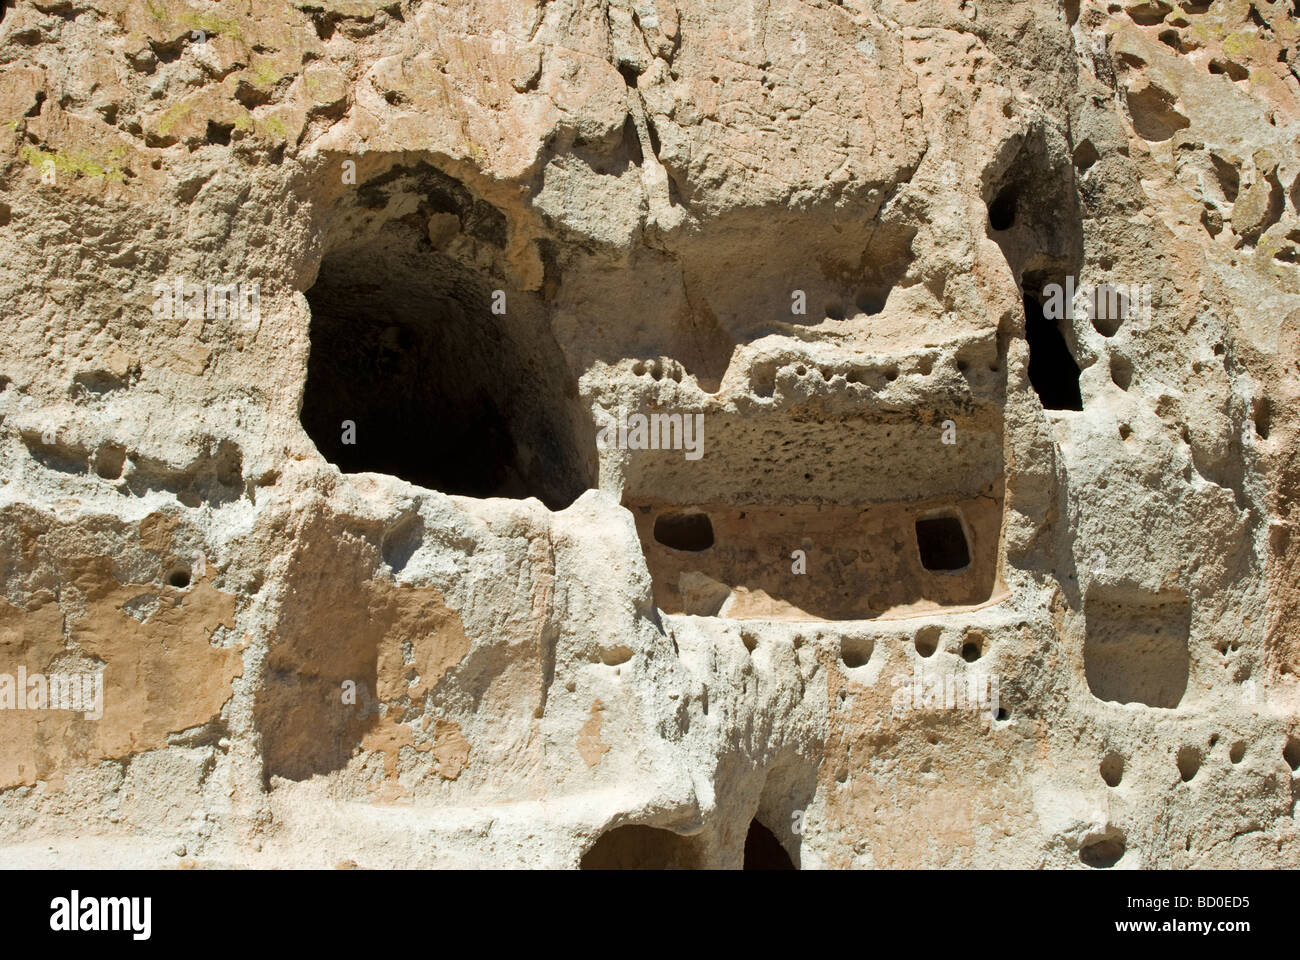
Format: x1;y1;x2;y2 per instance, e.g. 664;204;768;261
1;0;1298;868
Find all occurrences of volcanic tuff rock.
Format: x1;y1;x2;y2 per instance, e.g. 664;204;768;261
1;0;1299;868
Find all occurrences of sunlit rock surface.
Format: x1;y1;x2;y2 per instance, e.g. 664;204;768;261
1;0;1299;868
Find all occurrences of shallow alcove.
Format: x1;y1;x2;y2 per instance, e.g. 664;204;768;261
1084;587;1190;708
629;495;1004;620
1087;284;1131;338
1079;829;1126;868
960;632;985;662
1110;352;1133;391
1284;736;1300;772
840;635;874;669
654;511;715;551
743;819;796;869
1125;82;1190;142
1100;751;1124;787
580;825;704;869
1176;745;1202;782
915;626;940;658
622;400;1007;621
301;162;595;509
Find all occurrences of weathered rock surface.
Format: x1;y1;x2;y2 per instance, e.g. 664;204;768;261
1;0;1299;868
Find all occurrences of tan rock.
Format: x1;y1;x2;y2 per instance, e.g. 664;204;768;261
0;0;1298;871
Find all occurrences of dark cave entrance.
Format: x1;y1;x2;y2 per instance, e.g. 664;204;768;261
653;511;715;551
580;825;704;869
987;185;1018;231
982;128;1087;415
1023;293;1083;411
300;171;595;510
915;515;972;571
743;819;796;870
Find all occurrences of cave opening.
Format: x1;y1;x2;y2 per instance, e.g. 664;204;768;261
301;171;595;509
1023;293;1083;411
580;825;703;869
743;819;796;870
988;185;1018;231
653;511;715;551
915;515;971;571
983;134;1088;414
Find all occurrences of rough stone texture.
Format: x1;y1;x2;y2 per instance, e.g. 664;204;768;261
0;0;1299;869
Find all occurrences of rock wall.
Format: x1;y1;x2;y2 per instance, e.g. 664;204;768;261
1;0;1299;868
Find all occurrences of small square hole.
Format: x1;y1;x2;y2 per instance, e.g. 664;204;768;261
915;516;970;571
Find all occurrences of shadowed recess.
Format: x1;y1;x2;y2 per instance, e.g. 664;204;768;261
1023;293;1083;411
301;166;595;509
630;494;1004;621
622;402;1007;621
580;825;704;869
654;511;715;551
743;819;795;869
915;515;971;571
